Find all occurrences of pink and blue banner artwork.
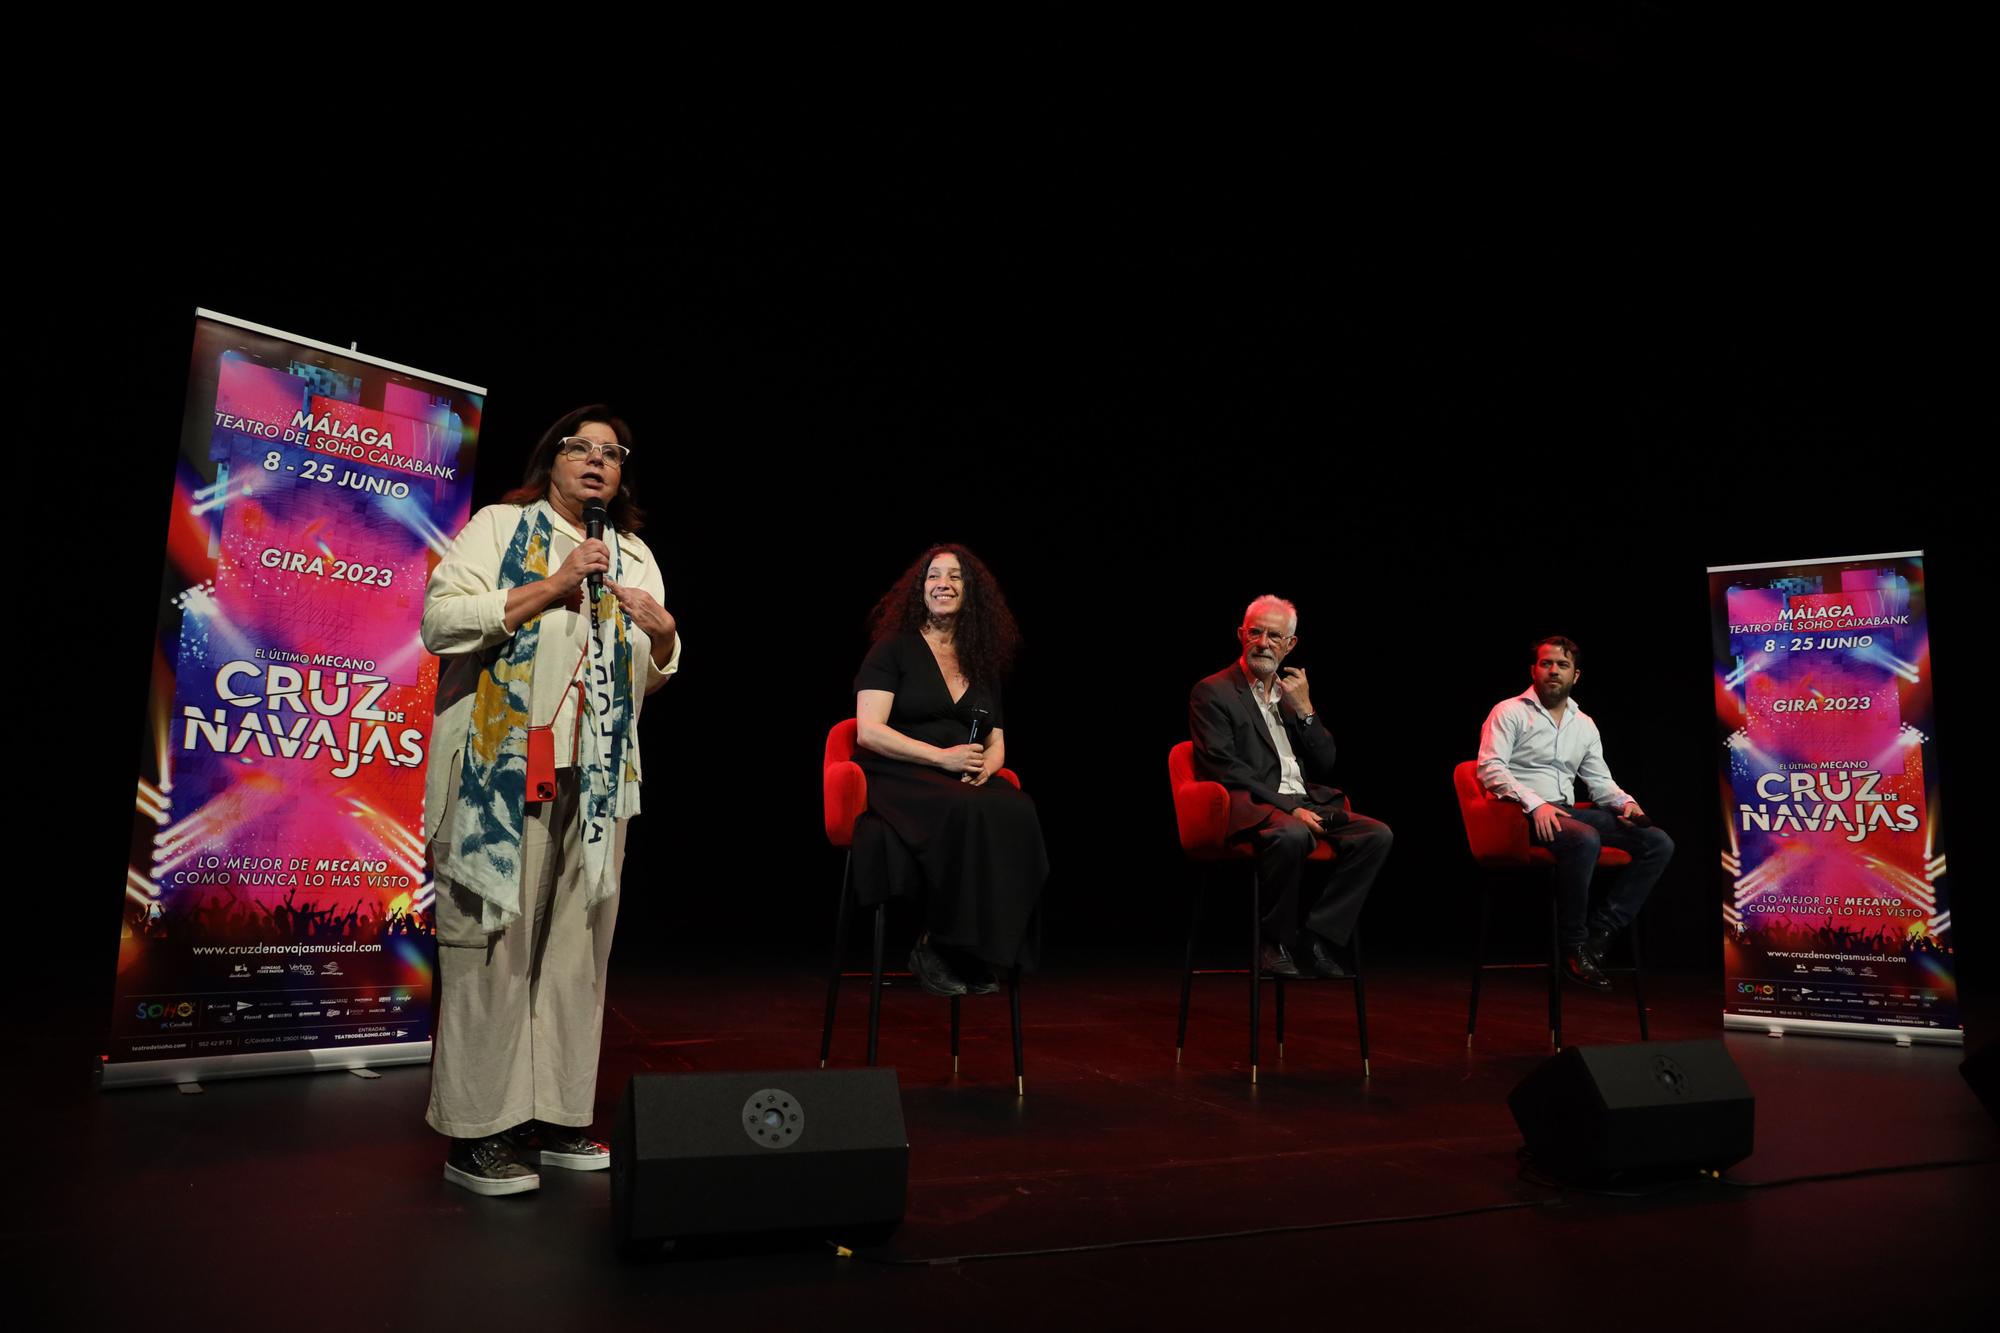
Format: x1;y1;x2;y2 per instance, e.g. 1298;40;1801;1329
1710;551;1956;1039
108;311;483;1086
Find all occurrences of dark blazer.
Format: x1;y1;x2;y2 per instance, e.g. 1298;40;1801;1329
1189;661;1348;837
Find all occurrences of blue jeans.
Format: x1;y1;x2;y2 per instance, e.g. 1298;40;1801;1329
1542;805;1673;948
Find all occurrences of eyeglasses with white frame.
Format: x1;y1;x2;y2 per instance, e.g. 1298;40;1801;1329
557;436;631;466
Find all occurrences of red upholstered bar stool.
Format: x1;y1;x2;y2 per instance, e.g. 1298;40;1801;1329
1167;741;1371;1083
819;718;1027;1095
1452;759;1649;1051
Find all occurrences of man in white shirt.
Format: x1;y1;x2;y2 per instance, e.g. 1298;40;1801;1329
1189;595;1393;979
1476;635;1673;990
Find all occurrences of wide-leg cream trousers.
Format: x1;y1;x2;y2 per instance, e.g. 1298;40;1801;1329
426;772;624;1138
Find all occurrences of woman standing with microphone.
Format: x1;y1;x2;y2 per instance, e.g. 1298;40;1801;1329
421;405;680;1196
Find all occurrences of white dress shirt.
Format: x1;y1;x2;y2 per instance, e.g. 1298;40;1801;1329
1476;687;1630;814
1243;662;1308;797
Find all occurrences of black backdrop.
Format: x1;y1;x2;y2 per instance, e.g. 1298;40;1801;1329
38;22;1989;1047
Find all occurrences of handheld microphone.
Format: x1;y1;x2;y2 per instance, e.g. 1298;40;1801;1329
581;499;608;596
961;707;994;783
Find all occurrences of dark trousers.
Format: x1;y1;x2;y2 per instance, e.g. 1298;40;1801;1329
1250;810;1393;948
1544;805;1674;947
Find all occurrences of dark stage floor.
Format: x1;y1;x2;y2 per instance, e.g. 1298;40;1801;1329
32;957;1998;1330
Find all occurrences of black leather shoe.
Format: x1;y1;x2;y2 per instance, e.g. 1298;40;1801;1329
909;939;969;997
936;941;1001;995
1258;942;1305;980
1562;948;1612;990
1304;936;1352;979
958;961;1002;997
1586;928;1613;968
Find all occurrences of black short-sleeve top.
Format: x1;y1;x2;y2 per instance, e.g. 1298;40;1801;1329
854;632;1005;752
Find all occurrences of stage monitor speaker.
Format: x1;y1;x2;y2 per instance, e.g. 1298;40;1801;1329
1508;1039;1755;1181
611;1067;907;1246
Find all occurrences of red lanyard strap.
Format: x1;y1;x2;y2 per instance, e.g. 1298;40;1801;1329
531;639;594;765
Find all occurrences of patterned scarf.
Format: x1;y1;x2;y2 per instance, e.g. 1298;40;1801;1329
435;502;641;932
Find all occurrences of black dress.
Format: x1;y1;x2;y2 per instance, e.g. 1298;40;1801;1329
852;632;1048;970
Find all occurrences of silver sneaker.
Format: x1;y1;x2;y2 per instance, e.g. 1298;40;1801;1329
444;1135;540;1196
505;1121;611;1171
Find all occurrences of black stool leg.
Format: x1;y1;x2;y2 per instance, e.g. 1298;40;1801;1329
820;852;853;1068
1248;869;1262;1084
1351;924;1371;1078
1274;978;1286;1058
1629;916;1650;1041
1548;896;1562;1052
1176;879;1202;1064
867;904;886;1067
950;994;962;1073
1467;883;1491;1048
1008;966;1025;1096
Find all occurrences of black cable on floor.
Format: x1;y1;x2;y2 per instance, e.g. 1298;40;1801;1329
831;1197;1554;1266
830;1155;2000;1266
1719;1155;2000;1190
1517;1148;2000;1199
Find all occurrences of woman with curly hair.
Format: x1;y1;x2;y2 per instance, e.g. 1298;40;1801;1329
853;544;1048;995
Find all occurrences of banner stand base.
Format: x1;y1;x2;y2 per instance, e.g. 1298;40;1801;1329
100;1040;432;1091
1725;1014;1962;1047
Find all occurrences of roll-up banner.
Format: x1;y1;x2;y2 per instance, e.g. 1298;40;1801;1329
106;310;483;1087
1709;551;1958;1044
